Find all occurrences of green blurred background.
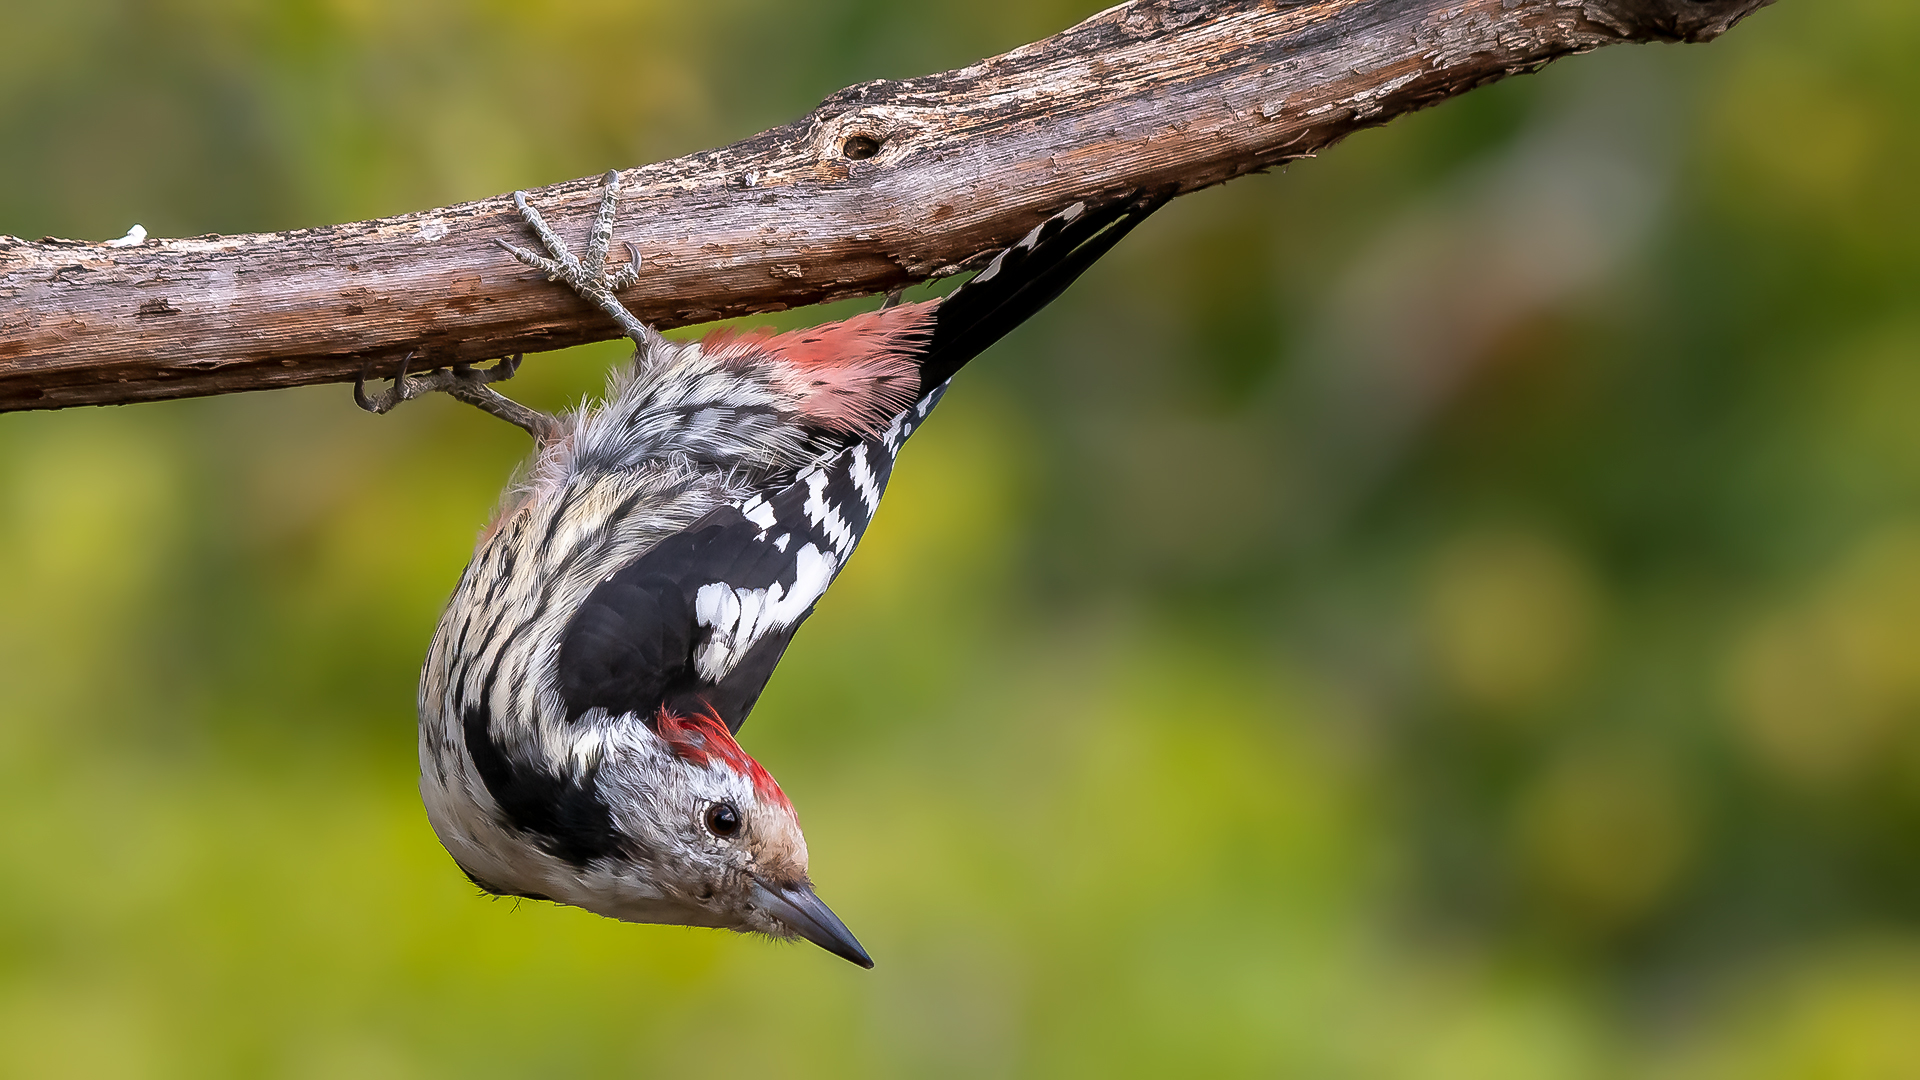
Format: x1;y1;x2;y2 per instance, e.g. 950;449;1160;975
3;1;1918;1076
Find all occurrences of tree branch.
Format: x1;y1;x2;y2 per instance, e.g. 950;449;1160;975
0;0;1771;413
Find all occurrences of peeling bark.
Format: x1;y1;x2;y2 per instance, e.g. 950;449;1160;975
0;0;1773;413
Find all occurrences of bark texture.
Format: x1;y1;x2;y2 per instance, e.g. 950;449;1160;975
0;0;1772;413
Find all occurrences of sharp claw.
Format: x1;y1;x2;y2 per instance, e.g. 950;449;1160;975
353;351;417;414
353;363;378;413
608;242;643;291
393;353;419;406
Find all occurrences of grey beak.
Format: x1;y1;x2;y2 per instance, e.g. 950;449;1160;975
750;880;873;968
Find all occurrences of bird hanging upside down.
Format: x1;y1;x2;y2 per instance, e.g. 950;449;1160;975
368;171;1163;967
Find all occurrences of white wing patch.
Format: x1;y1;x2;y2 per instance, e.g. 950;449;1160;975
741;495;777;530
691;542;839;681
801;467;857;555
849;445;882;516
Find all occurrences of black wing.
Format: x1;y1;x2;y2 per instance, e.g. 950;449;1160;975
555;390;943;733
555;506;783;728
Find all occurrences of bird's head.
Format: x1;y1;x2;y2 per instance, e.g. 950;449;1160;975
557;708;873;968
424;684;872;967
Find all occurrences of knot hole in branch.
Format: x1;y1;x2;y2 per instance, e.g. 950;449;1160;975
841;134;882;160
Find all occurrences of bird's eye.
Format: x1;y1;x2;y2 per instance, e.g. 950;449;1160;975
705;801;744;839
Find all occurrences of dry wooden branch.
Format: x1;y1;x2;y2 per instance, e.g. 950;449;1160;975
0;0;1772;413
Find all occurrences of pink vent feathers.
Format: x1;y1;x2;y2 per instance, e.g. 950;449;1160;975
702;300;937;435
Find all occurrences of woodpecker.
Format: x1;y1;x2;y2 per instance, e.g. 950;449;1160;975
366;171;1163;967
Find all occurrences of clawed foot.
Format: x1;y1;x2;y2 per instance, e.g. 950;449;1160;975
497;169;658;346
354;351;520;414
355;352;560;442
354;170;655;443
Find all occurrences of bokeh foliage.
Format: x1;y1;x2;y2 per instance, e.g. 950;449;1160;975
3;1;1918;1075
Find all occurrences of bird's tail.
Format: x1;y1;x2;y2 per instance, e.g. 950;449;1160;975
918;189;1170;391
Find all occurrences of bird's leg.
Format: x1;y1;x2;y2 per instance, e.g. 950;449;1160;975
355;352;562;443
496;168;669;355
